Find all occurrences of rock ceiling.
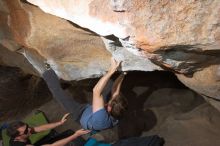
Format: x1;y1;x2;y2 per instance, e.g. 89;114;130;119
0;0;220;109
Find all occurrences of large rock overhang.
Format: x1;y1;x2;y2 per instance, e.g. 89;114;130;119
0;0;220;107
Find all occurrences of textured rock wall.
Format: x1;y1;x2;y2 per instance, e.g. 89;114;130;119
28;0;220;74
0;1;220;105
1;0;112;80
0;66;51;121
0;0;161;80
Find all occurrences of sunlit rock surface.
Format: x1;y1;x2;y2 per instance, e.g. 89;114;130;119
1;0;112;80
0;1;220;106
27;0;220;70
24;0;220;100
0;0;161;81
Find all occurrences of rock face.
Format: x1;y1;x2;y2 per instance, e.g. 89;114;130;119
144;89;220;146
0;1;220;105
0;0;161;80
177;65;220;110
0;66;51;121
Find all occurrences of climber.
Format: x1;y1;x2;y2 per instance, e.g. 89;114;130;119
42;57;128;131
